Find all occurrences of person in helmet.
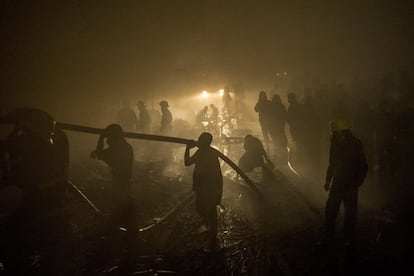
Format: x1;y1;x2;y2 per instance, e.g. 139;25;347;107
184;132;223;250
159;100;173;135
90;124;134;229
0;107;71;274
137;100;152;133
323;118;368;244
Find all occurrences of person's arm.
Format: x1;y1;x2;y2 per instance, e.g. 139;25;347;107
184;141;197;166
254;101;260;112
90;134;105;160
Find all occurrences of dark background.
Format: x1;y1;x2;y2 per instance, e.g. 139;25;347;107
1;0;413;122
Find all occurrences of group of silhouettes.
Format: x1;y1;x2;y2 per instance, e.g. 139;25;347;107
0;72;413;272
116;99;173;136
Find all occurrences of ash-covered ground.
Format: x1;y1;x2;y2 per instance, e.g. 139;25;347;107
61;135;411;275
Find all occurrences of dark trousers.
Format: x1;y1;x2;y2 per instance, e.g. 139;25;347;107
325;182;359;241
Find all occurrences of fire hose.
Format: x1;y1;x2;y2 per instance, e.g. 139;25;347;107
57;122;263;199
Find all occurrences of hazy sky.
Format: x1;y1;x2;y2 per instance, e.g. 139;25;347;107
1;0;413;119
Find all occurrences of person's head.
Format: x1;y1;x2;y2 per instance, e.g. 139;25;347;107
7;107;55;144
330;118;350;137
197;132;213;149
160;100;169;109
258;91;267;101
210;104;216;109
104;124;124;145
137;100;146;110
272;94;282;104
288;93;297;104
243;134;255;151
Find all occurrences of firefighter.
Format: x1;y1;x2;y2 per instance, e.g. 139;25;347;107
324;118;368;244
159;100;173;135
0;107;70;274
184;132;223;250
238;135;274;181
90;124;134;229
137;100;152;133
254;91;272;151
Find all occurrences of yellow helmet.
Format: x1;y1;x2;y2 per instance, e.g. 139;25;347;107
330;118;350;132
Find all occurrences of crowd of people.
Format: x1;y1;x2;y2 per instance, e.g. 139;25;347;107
0;72;413;272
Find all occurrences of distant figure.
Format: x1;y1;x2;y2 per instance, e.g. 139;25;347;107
117;100;138;132
269;94;288;162
209;104;219;133
222;90;232;115
0;108;70;274
159;100;173;135
195;106;209;126
238;135;274;179
254;91;273;151
184;132;223;250
233;81;246;117
90;124;134;228
209;104;219;124
137;100;152;133
287;93;305;154
324;119;367;244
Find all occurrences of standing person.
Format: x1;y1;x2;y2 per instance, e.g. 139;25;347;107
117;100;138;132
222;90;232;115
269;94;288;163
195;106;209;129
184;132;223;250
287;92;305;158
254;91;272;151
209;104;219;135
90;124;134;229
159;100;173;135
324;119;368;244
137;100;152;133
1;108;71;274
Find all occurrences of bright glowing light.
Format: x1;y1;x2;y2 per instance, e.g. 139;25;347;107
219;89;224;96
284;72;287;76
201;91;209;98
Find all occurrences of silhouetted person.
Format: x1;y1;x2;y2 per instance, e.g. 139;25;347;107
238;135;274;180
195;106;209;128
287;92;305;156
324;119;367;244
117;100;138;132
90;124;134;229
159;100;173;135
0;108;70;274
222;90;232;114
233;81;246;117
255;91;273;151
184;132;223;250
269;94;288;162
137;100;152;133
